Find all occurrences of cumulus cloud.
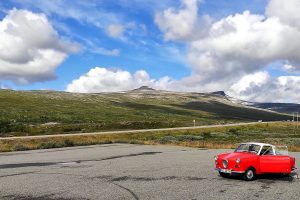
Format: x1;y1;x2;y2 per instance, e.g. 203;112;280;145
186;10;300;83
155;0;199;40
66;67;133;93
12;0;148;42
134;70;151;85
266;0;300;28
230;71;270;95
66;67;174;93
228;72;300;103
0;8;79;84
65;0;300;102
152;0;300;102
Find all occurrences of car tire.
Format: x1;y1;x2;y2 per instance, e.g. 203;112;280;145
219;172;229;178
243;168;256;181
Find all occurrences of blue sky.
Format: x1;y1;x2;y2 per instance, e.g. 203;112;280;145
0;0;299;102
0;0;187;90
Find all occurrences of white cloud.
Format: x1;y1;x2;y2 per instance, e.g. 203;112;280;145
66;67;133;93
64;0;300;103
186;10;300;82
12;0;150;42
266;0;300;28
228;71;270;101
282;63;300;73
230;71;270;94
155;0;199;40
152;0;300;102
106;24;125;38
66;67;172;93
0;9;79;84
134;70;151;85
283;64;295;71
227;72;300;103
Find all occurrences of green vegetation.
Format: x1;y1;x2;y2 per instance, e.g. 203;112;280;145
1;122;300;152
0;90;290;136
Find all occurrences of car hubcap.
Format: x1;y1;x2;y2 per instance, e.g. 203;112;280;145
247;170;253;179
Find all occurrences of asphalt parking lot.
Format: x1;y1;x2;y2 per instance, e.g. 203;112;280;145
0;144;299;200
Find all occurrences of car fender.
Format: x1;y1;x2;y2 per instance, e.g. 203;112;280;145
239;156;261;174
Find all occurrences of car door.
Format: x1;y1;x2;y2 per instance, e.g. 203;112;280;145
259;146;290;173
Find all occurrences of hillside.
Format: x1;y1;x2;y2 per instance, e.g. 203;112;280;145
211;91;300;115
251;103;300;114
0;87;291;136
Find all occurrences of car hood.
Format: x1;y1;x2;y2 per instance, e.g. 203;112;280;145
220;152;257;160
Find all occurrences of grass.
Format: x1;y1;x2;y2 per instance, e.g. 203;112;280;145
1;122;300;152
0;90;291;137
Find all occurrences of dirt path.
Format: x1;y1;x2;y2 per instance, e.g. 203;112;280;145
0;121;277;140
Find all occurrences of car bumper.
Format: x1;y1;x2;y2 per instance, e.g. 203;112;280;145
215;168;245;174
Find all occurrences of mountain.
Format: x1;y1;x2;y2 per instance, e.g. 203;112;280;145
207;90;300;115
250;103;300;114
0;87;291;136
210;91;227;97
131;86;156;92
219;92;300;114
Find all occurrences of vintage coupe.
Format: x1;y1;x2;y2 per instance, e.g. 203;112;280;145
214;142;296;181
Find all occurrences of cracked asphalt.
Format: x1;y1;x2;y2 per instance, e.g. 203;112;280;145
0;144;299;200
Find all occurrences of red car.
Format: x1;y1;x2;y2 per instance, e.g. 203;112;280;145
214;142;296;181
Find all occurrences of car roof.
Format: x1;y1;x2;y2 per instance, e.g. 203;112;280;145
241;142;274;147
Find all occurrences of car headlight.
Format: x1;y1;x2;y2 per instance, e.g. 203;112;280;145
236;158;241;164
214;156;218;161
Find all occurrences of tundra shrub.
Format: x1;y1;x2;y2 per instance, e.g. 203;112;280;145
38;142;63;149
158;136;176;144
14;144;30;151
202;131;212;138
64;139;74;147
177;135;204;141
228;128;239;135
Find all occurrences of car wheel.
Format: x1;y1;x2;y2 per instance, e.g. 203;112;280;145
243;168;256;181
219;172;229;178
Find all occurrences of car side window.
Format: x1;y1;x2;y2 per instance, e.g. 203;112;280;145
260;146;274;155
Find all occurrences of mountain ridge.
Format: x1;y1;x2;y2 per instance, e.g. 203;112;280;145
1;86;298;115
127;86;299;114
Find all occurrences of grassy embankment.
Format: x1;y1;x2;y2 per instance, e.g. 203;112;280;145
1;122;300;152
0;90;290;137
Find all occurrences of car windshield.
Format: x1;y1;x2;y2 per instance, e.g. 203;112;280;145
234;144;261;154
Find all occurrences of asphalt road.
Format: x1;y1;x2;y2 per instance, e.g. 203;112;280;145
0;144;299;200
0;121;278;140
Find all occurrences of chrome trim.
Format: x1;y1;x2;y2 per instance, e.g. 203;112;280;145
215;168;245;174
230;170;245;174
